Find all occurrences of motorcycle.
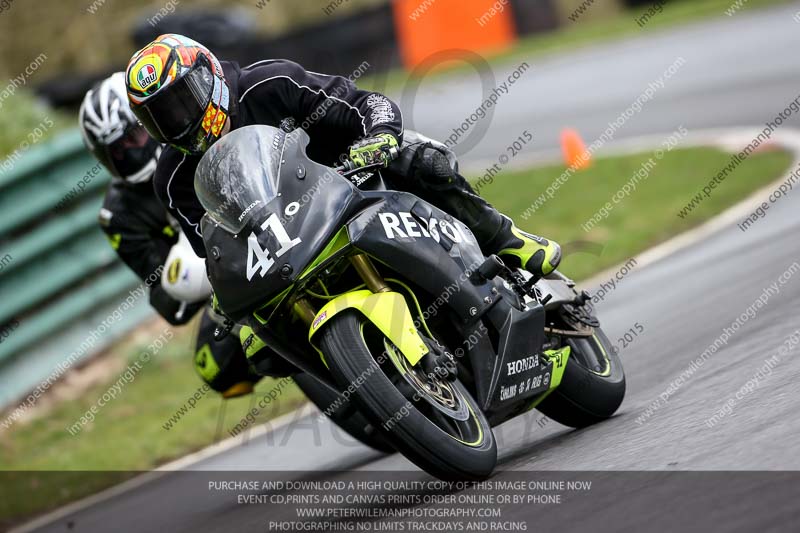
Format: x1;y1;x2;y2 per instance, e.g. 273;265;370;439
195;125;625;480
161;218;392;452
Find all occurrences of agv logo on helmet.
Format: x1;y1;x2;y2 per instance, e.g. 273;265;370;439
137;64;158;90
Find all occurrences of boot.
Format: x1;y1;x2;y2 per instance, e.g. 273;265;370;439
486;216;561;277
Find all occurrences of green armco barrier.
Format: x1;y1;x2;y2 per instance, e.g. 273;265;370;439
0;265;141;364
0;129;150;377
0;132;88;190
0;134;108;236
0;229;118;325
0;200;98;277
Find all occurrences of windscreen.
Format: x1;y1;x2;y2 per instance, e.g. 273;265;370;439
195;125;286;233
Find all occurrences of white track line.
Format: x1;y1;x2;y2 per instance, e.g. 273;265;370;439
13;126;800;533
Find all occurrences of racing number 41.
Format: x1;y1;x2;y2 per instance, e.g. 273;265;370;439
246;214;301;281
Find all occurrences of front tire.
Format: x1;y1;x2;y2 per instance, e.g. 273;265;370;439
319;311;496;480
537;328;625;428
293;373;395;454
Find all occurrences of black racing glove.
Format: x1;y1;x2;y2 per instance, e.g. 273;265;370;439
149;285;205;325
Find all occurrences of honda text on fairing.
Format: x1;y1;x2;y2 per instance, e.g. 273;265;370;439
197;125;625;480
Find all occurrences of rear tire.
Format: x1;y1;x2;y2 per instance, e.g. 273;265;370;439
537;328;625;428
294;373;395;454
320;311;496;480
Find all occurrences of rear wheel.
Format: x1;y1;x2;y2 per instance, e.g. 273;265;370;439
537;328;625;428
319;311;496;480
293;373;395;454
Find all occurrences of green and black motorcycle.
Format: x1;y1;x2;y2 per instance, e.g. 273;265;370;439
196;125;625;480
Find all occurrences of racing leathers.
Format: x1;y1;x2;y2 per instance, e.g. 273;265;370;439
98;179;258;394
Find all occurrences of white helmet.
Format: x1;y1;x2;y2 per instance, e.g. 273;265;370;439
162;233;213;303
79;72;161;183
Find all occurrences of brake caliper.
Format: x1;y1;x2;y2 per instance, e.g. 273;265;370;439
420;338;458;383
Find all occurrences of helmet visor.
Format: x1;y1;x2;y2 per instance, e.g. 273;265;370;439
135;55;215;144
100;124;160;179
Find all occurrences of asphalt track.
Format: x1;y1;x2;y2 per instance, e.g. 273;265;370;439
19;4;800;532
412;2;800;163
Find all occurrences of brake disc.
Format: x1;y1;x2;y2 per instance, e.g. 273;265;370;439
383;340;470;421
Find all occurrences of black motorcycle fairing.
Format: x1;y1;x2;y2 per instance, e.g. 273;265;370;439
347;192;495;324
480;298;549;412
196;125;365;321
248;313;338;390
345;191;552;416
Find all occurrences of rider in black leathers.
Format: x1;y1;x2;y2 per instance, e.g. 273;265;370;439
79;72;260;396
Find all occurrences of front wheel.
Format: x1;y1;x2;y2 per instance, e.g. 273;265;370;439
537;328;626;428
319;311;496;480
293;373;395;454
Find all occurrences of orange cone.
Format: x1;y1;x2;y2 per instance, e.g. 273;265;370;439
561;129;591;170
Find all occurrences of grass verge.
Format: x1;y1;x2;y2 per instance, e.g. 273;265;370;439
0;144;793;526
0;323;306;525
473;145;793;281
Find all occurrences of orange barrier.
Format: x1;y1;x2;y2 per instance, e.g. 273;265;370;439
392;0;517;70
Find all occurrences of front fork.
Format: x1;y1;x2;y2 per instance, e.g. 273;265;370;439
350;253;392;293
304;253;430;366
293;253;388;326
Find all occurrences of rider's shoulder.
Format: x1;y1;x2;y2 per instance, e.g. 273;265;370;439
241;58;299;72
98;184;146;233
153;146;197;195
239;58;306;84
156;145;194;171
